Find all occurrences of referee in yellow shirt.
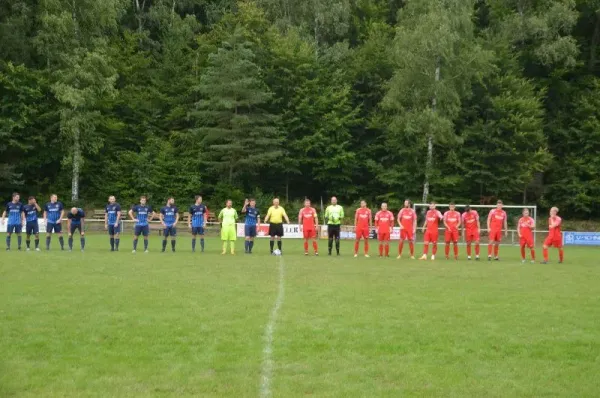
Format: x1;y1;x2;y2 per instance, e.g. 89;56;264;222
264;198;290;254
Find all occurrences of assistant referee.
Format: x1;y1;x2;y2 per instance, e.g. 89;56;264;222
264;198;290;254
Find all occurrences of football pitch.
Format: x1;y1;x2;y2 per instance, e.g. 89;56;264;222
1;236;600;397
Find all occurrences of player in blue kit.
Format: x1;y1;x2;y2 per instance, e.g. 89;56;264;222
188;195;208;252
1;192;25;250
105;195;122;251
24;196;42;251
67;207;86;251
129;196;154;253
160;197;179;252
242;198;261;254
43;194;65;250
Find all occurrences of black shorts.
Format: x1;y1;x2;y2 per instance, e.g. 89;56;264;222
269;223;284;237
328;225;341;239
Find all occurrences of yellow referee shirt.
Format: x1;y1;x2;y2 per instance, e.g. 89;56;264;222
266;206;287;224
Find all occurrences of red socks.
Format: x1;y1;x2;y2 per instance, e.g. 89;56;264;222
494;244;499;257
445;244;450;256
432;243;438;255
423;243;429;255
475;243;480;256
453;243;458;257
399;241;404;255
384;244;390;256
354;241;359;254
379;244;383;256
520;246;526;259
467;244;472;256
364;241;369;255
312;241;318;253
559;248;564;262
304;241;309;252
409;242;414;256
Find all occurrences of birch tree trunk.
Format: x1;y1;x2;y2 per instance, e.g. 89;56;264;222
422;64;440;204
71;125;81;202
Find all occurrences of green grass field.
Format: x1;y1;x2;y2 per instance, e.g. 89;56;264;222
1;235;600;397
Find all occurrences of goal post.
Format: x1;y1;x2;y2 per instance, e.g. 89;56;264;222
413;203;538;246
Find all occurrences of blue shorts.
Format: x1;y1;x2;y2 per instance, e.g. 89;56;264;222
70;224;83;235
134;225;149;237
245;225;257;237
26;222;39;235
46;222;62;233
108;224;121;235
164;226;177;237
7;224;22;234
192;226;205;235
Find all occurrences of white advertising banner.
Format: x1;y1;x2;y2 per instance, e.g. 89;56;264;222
0;218;48;233
236;223;304;238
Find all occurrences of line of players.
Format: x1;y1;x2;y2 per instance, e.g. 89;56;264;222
1;193;564;263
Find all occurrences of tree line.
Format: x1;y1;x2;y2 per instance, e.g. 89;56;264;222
1;0;599;218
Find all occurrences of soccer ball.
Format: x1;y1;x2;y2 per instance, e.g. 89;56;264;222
273;249;282;256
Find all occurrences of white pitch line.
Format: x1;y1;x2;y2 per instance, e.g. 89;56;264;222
260;255;285;398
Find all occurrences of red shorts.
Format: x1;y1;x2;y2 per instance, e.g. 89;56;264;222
489;229;502;242
520;236;534;248
378;231;390;241
465;230;480;242
303;229;316;239
444;229;459;243
544;236;563;248
400;229;414;241
356;228;370;239
424;230;439;243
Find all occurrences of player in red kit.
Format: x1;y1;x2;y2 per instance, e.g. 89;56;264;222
518;208;536;263
420;202;443;260
354;200;372;258
298;199;319;256
396;199;417;259
487;200;508;261
443;203;461;260
462;205;481;260
374;203;394;257
542;207;564;264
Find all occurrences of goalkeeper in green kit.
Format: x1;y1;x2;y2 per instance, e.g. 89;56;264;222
325;196;344;256
218;200;238;255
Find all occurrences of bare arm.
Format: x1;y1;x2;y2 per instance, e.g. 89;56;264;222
504;217;508;235
1;210;6;224
104;212;108;229
128;209;136;221
116;210;122;224
34;203;42;212
58;210;64;223
173;212;179;227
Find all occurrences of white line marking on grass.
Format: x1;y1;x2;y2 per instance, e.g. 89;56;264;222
260;255;285;398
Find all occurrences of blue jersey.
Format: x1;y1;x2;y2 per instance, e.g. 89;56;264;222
23;204;39;223
5;202;24;225
105;203;121;225
132;205;152;226
68;209;85;225
160;206;178;227
44;201;64;223
244;206;260;226
189;204;208;227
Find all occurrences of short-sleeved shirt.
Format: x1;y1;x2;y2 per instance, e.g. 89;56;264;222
68;209;85;225
219;207;238;227
443;210;461;232
160;206;179;227
375;210;394;233
518;216;535;238
462;211;479;231
189;204;208;227
105;203;121;225
548;216;562;239
44;201;64;223
244;206;260;226
5;202;24;225
299;207;318;230
488;209;507;230
132;205;152;226
355;208;371;229
266;206;287;224
398;208;417;229
425;210;443;232
325;205;344;225
23;204;39;223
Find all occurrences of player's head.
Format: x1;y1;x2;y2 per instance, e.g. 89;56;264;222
497;200;503;209
404;199;411;208
28;196;35;204
108;195;116;204
140;196;147;205
381;202;388;210
195;195;202;205
273;198;280;207
12;192;19;202
331;196;338;205
304;199;311;207
226;199;232;208
449;202;455;211
522;208;529;216
550;206;559;216
71;207;78;215
429;201;436;210
167;197;175;205
50;194;57;203
360;200;367;208
464;205;471;213
249;198;256;207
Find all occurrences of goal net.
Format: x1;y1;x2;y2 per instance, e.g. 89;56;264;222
413;203;538;246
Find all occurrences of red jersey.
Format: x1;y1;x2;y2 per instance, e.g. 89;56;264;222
375;210;394;233
488;209;507;230
518;216;535;238
398;208;417;229
425;210;443;232
299;207;317;230
462;210;479;231
443;210;461;232
548;216;562;239
355;208;372;229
